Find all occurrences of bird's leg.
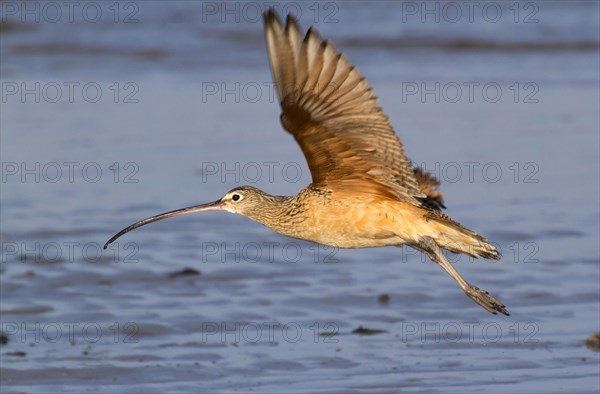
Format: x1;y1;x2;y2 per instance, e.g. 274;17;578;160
413;237;509;316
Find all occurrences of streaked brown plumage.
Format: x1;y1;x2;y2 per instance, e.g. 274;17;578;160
104;9;508;316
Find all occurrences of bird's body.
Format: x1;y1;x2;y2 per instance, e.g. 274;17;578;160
237;186;491;255
105;9;509;315
239;187;410;249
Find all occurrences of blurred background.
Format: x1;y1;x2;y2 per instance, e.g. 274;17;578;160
1;1;599;392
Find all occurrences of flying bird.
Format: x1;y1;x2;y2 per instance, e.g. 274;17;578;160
105;9;508;316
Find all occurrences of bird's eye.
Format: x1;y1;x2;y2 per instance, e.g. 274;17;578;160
232;194;241;202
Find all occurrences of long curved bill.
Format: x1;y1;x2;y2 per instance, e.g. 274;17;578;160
103;200;223;249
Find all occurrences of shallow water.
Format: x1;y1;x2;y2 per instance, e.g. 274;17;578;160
1;1;599;393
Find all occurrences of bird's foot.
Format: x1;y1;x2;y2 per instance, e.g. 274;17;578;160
464;284;509;316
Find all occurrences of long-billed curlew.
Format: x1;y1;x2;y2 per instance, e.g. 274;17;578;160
104;9;509;316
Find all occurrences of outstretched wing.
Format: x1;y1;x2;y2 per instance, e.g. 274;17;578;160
264;10;437;206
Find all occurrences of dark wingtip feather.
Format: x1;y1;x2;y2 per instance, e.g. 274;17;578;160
413;166;446;210
263;7;280;28
304;26;322;43
286;12;299;27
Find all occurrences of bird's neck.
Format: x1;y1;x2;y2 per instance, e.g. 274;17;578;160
245;194;308;236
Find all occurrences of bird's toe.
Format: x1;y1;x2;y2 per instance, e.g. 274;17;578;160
465;284;509;316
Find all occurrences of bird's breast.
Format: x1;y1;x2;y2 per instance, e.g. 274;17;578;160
271;194;422;249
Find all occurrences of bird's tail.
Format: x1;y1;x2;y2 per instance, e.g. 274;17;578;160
427;211;500;260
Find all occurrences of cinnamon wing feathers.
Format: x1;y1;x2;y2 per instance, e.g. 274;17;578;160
264;10;444;209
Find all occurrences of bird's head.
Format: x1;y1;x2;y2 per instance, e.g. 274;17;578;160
218;186;272;216
103;186;274;249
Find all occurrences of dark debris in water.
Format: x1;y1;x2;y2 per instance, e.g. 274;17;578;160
338;36;600;52
352;326;388;336
378;294;390;304
168;267;201;278
319;331;339;338
0;20;35;33
11;43;168;60
0;305;53;315
585;332;600;352
542;229;585;238
5;351;26;357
